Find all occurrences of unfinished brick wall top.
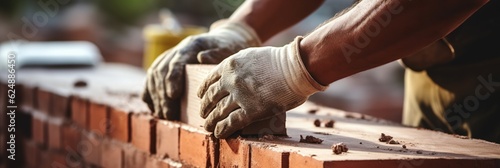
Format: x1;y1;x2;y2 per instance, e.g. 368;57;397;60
2;63;500;168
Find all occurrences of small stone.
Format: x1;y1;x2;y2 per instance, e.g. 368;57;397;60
313;119;321;127
378;133;393;142
387;139;400;144
324;120;335;128
308;108;318;114
402;145;406;149
259;134;276;141
359;142;362;144
416;150;423;154
73;80;87;88
345;114;355;118
299;135;323;144
331;143;348;154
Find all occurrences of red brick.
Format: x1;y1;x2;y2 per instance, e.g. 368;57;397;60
63;124;82;153
20;84;35;108
23;140;39;168
38;149;51;168
179;125;217;168
43;150;85;168
150;156;184;168
52;93;70;118
219;138;249;167
47;117;64;150
146;156;163;168
89;103;109;136
109;108;131;143
51;151;72;168
289;152;333;168
36;89;51;114
0;84;5;136
82;132;103;166
131;114;156;154
159;158;183;168
63;148;86;168
123;144;147;168
156;120;180;160
32;111;48;146
18;110;33;139
251;145;289;168
71;97;89;129
101;139;124;168
0;134;6;166
0;84;6;111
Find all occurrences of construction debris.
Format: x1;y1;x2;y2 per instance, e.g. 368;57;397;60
314;119;321;127
259;134;276;141
387;139;400;144
331;143;348;154
299;135;323;144
308;108;318;114
379;133;402;145
73;80;87;88
324;120;335;128
378;133;393;142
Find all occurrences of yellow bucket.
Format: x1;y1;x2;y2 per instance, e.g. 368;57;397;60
143;24;207;69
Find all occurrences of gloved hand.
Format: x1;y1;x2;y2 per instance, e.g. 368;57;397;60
399;38;455;71
142;20;261;120
197;37;328;138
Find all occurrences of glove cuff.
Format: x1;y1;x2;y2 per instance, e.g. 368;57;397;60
209;19;262;47
282;36;328;96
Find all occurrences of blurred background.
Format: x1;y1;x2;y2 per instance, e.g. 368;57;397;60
0;0;404;122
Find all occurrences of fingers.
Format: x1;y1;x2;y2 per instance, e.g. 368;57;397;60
151;74;165;118
197;64;224;98
145;50;175;119
214;110;250;138
165;63;185;99
200;81;228;118
165;49;199;99
203;95;239;132
142;52;169;115
141;76;155;114
197;48;238;64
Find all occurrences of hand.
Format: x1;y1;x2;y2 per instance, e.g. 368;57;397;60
399;38;455;71
142;20;261;120
197;37;327;138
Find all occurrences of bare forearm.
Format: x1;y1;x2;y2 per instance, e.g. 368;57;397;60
229;0;324;42
300;0;488;85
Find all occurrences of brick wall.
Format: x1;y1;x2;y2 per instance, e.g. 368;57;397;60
0;64;291;168
1;64;499;168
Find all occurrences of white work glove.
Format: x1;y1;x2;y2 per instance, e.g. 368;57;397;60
142;20;261;120
399;38;455;71
197;37;328;138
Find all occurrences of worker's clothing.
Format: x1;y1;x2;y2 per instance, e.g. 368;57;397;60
403;1;500;143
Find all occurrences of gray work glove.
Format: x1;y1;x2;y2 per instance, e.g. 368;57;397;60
143;20;261;120
399;38;455;71
197;37;328;138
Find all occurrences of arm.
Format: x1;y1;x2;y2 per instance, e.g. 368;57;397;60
300;0;488;85
229;0;325;42
197;0;489;138
142;0;323;119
